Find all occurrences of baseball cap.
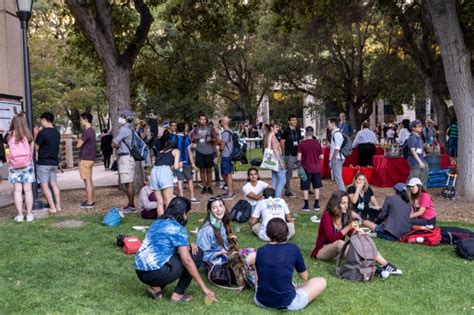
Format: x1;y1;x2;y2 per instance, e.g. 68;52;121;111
410;119;422;129
121;110;133;119
407;177;423;187
394;183;407;192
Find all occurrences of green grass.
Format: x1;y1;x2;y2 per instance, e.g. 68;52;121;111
235;149;263;172
0;213;473;314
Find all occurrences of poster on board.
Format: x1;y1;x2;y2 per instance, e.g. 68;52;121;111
0;94;23;133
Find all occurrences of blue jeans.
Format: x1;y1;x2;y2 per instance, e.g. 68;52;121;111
447;137;458;157
272;170;287;198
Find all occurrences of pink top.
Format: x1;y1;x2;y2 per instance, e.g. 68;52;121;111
418;192;437;220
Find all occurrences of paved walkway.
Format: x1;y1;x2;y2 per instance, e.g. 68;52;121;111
0;166;278;208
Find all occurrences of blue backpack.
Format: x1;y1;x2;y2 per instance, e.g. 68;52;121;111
102;208;122;227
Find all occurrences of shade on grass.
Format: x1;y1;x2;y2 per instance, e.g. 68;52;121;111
0;213;472;314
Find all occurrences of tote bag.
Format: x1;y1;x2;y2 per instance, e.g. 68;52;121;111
260;134;280;172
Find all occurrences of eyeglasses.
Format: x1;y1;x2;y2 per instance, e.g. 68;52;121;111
208;195;223;202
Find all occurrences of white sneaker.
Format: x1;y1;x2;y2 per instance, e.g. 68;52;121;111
26;214;35;222
14;215;24;222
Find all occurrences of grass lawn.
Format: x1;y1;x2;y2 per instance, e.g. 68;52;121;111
235;149;263;172
0;213;473;314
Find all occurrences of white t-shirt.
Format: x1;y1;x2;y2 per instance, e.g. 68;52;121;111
242;180;269;207
251;197;290;241
330;128;345;161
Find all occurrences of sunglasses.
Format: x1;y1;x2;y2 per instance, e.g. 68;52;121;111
208;195;223;202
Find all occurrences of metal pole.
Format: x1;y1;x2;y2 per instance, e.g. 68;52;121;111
19;14;42;210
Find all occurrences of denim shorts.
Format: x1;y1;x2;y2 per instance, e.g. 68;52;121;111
36;165;58;183
150;166;174;191
220;156;233;175
254;288;309;311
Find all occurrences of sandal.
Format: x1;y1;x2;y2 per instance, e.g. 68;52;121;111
170;294;193;304
145;287;163;300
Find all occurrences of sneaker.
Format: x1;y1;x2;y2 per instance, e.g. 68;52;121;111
201;187;208;194
26;214;35;222
207;187;214;195
314;203;321;211
382;263;403;275
79;201;96;209
222;193;235;201
302;205;310;212
123;205;137;214
376;266;390;279
219;183;227;190
14;215;24;222
285;192;296;198
190;198;201;204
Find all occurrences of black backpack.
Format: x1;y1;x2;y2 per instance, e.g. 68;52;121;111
224;130;244;161
402;140;410;159
455;239;474;260
230;200;252;223
440;227;474;245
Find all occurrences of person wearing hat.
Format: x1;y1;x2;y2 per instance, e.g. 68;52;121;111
362;183;412;241
407;177;437;226
405;120;429;187
112;110;137;213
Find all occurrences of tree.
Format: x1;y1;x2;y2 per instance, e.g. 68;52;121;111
424;0;474;200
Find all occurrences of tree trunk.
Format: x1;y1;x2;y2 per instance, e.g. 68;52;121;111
423;75;448;146
346;103;358;132
425;0;474;200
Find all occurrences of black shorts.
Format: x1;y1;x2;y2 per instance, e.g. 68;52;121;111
196;151;214;169
301;171;323;190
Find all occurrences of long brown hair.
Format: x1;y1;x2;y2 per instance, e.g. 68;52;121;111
263;122;280;148
352;173;369;192
325;190;352;227
9;113;33;143
204;199;233;246
409;184;428;203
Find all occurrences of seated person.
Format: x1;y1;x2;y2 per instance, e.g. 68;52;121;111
310;191;402;275
347;173;381;221
249;188;295;241
363;183;412;241
135;197;215;304
138;178;158;219
242;167;269;213
254;218;327;311
407;177;437;226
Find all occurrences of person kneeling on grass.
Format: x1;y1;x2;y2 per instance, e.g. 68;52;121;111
310;191;402;276
407;177;437;226
135;197;215;304
249;188;295;242
254;218;327;311
362;183;412;241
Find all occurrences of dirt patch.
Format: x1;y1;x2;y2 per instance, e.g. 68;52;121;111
50;220;85;228
0;179;472;223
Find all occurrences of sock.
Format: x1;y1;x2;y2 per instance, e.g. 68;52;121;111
314;199;320;207
304;200;309;207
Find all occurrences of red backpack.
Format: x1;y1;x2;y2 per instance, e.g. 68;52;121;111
123;237;142;255
400;226;441;246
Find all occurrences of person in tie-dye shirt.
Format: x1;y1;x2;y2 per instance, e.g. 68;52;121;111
135;197;215;304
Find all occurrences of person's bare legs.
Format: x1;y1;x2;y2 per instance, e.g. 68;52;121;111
303;190;309;200
41;182;57;212
224;174;233;194
298;277;327;303
375;254;388;266
199;169;207;188
162;187;174;210
23;183;33;216
126;182;134;206
314;188;320;200
84;179;94;203
206;169;212;188
155;190;165;216
315;240;345;260
13;183;24;217
177;181;184;197
50;181;61;211
188;180;196;199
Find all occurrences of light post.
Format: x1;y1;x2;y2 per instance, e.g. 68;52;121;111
16;0;43;211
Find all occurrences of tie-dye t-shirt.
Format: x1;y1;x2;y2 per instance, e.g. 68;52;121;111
135;219;189;271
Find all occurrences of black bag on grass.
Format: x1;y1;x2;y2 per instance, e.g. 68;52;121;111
230;200;252;223
440;226;474;245
455;239;474;260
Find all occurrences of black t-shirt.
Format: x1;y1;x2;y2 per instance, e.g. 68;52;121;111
35;127;61;166
347;185;374;213
281;127;302;156
100;134;113;152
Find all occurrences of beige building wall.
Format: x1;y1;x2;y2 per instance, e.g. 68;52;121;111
0;0;24;98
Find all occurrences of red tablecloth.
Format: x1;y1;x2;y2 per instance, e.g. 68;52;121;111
322;146;384;179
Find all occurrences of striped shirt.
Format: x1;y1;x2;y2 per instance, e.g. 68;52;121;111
448;123;458;138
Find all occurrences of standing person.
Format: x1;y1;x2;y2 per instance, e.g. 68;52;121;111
297;126;323;211
327;118;346;191
407;177;437;226
406;120;429;187
338;112;353;137
263;122;286;198
112;110;137;213
135;197;216;303
397;119;411;146
100;129;113;170
35;112;61;213
352;122;377;166
423;119;436;145
7;113;35;222
446;117;458;158
242;168;269;213
219;116;235;200
386;124;396;143
209;121;222;190
0;131;5;185
254;218;326;311
280;114;302;198
190;113;217;195
175;123;199;204
77;112;96;209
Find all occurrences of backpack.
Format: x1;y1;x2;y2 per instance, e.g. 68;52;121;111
7;136;32;169
123;126;149;162
455;239;474;260
440;227;474;245
400;226;441;246
441;186;456;200
230;200;252;223
333;130;353;158
224;130;244;161
336;234;377;282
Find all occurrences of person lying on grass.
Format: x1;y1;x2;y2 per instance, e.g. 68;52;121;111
310;191;403;276
197;196;256;267
135;197;215;304
407;177;437;226
254;218;327;311
362;183;412;241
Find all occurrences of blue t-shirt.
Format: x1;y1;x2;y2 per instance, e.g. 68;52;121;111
176;134;191;164
256;243;306;309
406;133;426;166
135;219;189;271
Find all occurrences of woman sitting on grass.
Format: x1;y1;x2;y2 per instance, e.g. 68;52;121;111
347;173;382;221
407;177;437;226
310;191;402;276
135;197;215;304
242;167;269;213
362;183;412;241
254;218;327;311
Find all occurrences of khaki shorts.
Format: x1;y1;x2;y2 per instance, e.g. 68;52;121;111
79;160;94;180
119;155;136;184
